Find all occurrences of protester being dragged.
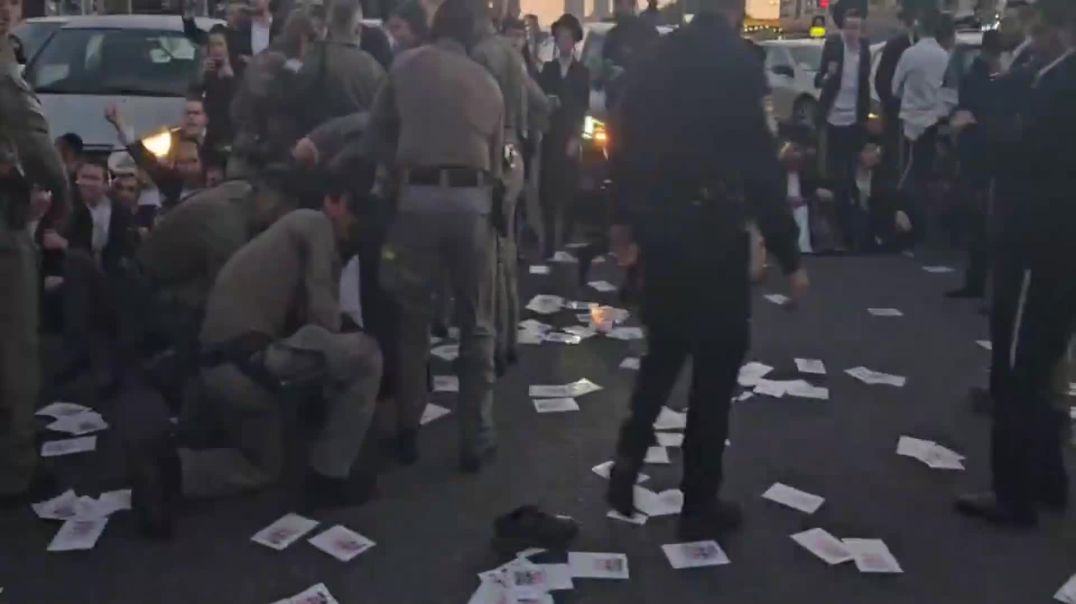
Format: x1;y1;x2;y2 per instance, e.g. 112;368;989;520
105;103;206;210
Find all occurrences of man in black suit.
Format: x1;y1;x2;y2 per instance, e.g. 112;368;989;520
815;1;871;250
873;5;920;181
538;14;589;259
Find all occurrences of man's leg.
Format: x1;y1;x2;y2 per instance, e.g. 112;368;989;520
442;191;498;469
495;158;525;370
608;330;689;515
680;326;749;515
0;235;42;501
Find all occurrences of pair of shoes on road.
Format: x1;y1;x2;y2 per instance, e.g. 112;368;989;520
955;490;1069;528
460;444;497;474
492;505;579;554
606;460;743;539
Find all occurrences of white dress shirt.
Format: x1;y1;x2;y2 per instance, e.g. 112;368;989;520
892;37;956;140
558;55;572;79
251;17;272;55
86;198;112;261
828;43;861;127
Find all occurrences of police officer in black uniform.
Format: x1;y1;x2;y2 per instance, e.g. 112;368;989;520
956;0;1076;528
605;0;808;539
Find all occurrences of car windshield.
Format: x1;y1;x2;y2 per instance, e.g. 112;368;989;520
788;45;823;72
25;28;200;97
12;21;64;61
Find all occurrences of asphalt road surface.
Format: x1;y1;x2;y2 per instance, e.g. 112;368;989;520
3;250;1075;603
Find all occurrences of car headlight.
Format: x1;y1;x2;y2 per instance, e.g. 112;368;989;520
141;130;173;159
583;116;609;148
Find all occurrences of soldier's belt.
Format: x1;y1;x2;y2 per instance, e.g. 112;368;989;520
403;167;490;188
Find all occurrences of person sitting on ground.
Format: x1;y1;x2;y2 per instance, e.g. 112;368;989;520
106;103;207;210
128;177;383;539
844;142;914;252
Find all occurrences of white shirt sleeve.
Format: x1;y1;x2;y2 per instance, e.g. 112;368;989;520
892;51;910;100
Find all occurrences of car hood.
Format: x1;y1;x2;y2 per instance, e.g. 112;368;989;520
38;93;184;153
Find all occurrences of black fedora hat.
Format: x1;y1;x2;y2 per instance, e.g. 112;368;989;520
552;13;584;43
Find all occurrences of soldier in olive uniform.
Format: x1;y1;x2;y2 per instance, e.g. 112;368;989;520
0;5;69;504
366;0;504;472
469;0;527;373
129;190;383;537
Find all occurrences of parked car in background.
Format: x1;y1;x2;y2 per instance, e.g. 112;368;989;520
760;38;824;128
22;14;221;155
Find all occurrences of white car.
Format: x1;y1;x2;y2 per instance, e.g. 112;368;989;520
760;38;824;128
22;14;222;154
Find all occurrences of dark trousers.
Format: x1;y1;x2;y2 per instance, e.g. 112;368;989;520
825;124;866;249
615;323;748;511
989;259;1074;512
538;142;579;259
960;183;990;292
898;126;938;243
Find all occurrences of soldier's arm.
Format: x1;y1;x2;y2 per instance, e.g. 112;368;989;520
0;71;70;217
307;112;369;163
298;211;342;332
525;74;551;132
732;63;801;275
359;73;399;165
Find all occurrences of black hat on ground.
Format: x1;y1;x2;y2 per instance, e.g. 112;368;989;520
551;13;583;43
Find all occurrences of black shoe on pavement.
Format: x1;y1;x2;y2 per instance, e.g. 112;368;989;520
127;435;181;540
460;445;497;474
677;500;744;540
396;429;419;466
968;387;993;415
492;505;580;554
945;286;984;299
606;463;637;518
955;492;1037;528
304;471;379;512
0;467;58;509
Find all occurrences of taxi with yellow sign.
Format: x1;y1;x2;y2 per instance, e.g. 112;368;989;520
21;14;222;158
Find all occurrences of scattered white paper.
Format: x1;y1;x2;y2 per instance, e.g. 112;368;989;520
977;340;992;351
562;325;598;339
644;446;671;464
36;401;92;419
656;432;684;448
519;319;553;333
753;379;789;398
529;379;602;399
922;265;955;274
533;398;580;414
516;547;548;559
653;407;687;430
791;528;853;565
764;293;790;306
32;490;90;521
734;391;756;403
251;513;320;551
433;375;459;393
587;280;618;293
568;552;630;580
1055;573;1076;603
795;358;827;375
420;403;451;425
662;541;731;569
549;251;578;264
591;461;650;484
271;583;340;604
430;344;460;362
607;509;648;525
525;295;565;315
843;538;903;573
47;517;108;552
738;362;774;387
564;300;597;311
542;332;583;345
606;326;644;341
868;308;904;317
308;525;376;562
529;265;551;275
517;330;545;345
619;357;641;371
518;563;574;592
92;490;132;517
762;483;825;514
41;436;97;458
846;367;907;387
46;411;109;436
785;381;830;400
634;487;683;517
897;436;965;470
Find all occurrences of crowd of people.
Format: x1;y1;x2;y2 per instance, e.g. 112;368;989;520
0;0;1073;560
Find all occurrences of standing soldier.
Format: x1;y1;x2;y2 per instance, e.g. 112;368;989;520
367;0;504;472
604;0;809;538
0;0;69;505
469;0;526;374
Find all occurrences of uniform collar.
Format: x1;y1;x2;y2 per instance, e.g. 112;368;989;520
435;38;467;55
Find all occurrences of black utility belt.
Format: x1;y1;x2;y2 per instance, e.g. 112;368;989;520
404;167;489;188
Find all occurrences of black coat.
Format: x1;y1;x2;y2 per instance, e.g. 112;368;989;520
815;35;872;126
539;59;590;150
360;25;393;70
874;32;914;115
66;199;138;277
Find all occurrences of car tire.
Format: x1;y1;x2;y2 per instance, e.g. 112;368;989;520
792;97;818;130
